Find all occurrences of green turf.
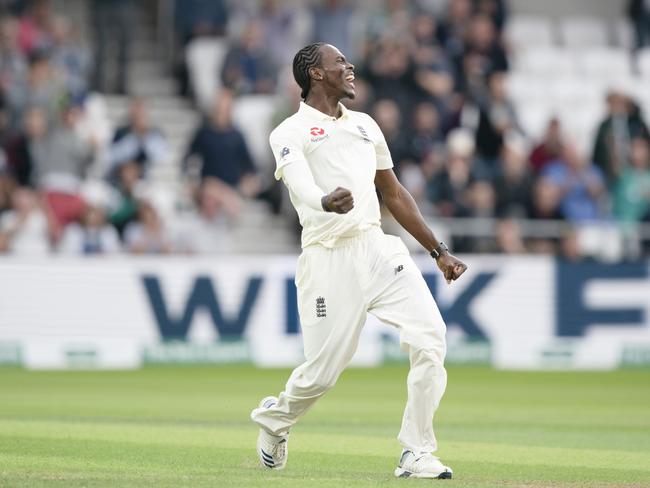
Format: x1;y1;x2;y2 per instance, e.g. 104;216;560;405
0;365;649;487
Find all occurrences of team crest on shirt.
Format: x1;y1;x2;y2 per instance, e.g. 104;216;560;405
316;296;327;318
280;147;290;159
309;126;329;143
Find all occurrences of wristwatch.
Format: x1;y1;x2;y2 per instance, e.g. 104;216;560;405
430;242;449;260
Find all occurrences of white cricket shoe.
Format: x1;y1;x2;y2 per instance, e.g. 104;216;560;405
394;450;453;479
254;396;288;470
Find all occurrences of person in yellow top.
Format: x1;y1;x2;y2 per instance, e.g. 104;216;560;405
251;42;467;480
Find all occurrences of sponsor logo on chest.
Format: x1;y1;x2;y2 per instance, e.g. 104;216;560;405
309;126;329;143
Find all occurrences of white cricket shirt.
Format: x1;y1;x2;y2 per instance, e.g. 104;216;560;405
270;101;394;248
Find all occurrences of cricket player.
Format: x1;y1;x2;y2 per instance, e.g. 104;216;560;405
250;42;467;479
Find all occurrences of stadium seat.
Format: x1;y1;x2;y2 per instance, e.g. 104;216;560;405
506;15;555;49
576;47;632;81
559;17;608;48
186;38;229;112
547;76;603;114
513;47;577;77
516;100;555;140
232;95;280;173
505;73;547;105
559;105;604;156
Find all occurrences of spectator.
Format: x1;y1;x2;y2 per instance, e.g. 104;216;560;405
174;0;228;43
16;0;54;56
559;227;583;262
124;200;173;254
0;186;50;254
257;0;310;69
5;49;65;129
184;89;260;218
463;179;497;217
92;0;135;94
437;0;473;62
474;70;521;171
462;13;508;75
411;13;455;106
529;118;564;174
542;144;607;222
396;101;444;203
495;218;527;254
221;20;277;95
311;0;357;63
0;18;28;96
458;178;497;253
0;148;11;213
107;161;141;236
32;102;94;236
49;16;92;97
172;178;233;254
613;137;650;223
173;0;228;96
32;102;93;188
365;0;412;43
58;186;121;255
530;177;562;221
0;95;8;145
372;98;410;170
407;101;444;163
592;89;650;185
527;177;563;254
365;35;421;112
628;0;650;50
475;0;508;32
108;97;169;181
494;136;534;217
3;104;45;186
427;128;476;216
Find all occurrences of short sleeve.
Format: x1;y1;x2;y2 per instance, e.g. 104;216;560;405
364;114;394;171
269;125;307;180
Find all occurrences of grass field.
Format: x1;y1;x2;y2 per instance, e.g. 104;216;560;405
0;365;649;487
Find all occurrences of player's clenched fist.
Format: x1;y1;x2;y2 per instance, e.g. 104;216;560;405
322;187;354;214
436;254;468;284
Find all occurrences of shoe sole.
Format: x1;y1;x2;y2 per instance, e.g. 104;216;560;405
394;467;452;479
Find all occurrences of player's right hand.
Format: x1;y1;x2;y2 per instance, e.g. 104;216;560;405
322;187;354;214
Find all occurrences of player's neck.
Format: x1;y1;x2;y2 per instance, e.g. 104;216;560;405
305;93;342;119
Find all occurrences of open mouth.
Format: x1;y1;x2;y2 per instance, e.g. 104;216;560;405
345;72;355;89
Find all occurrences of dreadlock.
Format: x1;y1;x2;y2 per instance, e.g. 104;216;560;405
292;42;325;100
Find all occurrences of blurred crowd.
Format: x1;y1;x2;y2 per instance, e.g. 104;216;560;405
0;0;649;259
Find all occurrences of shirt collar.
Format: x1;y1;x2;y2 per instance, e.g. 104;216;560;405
299;101;349;121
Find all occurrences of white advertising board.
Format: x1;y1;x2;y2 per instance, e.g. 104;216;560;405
0;255;649;370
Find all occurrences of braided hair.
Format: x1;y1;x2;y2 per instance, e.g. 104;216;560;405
292;42;325;100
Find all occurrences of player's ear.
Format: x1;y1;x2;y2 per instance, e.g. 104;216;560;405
308;66;323;81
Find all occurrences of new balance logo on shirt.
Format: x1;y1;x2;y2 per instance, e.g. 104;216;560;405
357;125;371;143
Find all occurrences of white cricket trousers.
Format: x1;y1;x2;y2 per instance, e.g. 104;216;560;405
251;227;448;454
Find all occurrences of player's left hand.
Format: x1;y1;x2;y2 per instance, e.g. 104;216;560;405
436;254;467;284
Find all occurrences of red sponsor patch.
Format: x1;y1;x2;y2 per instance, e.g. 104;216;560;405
310;127;325;136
